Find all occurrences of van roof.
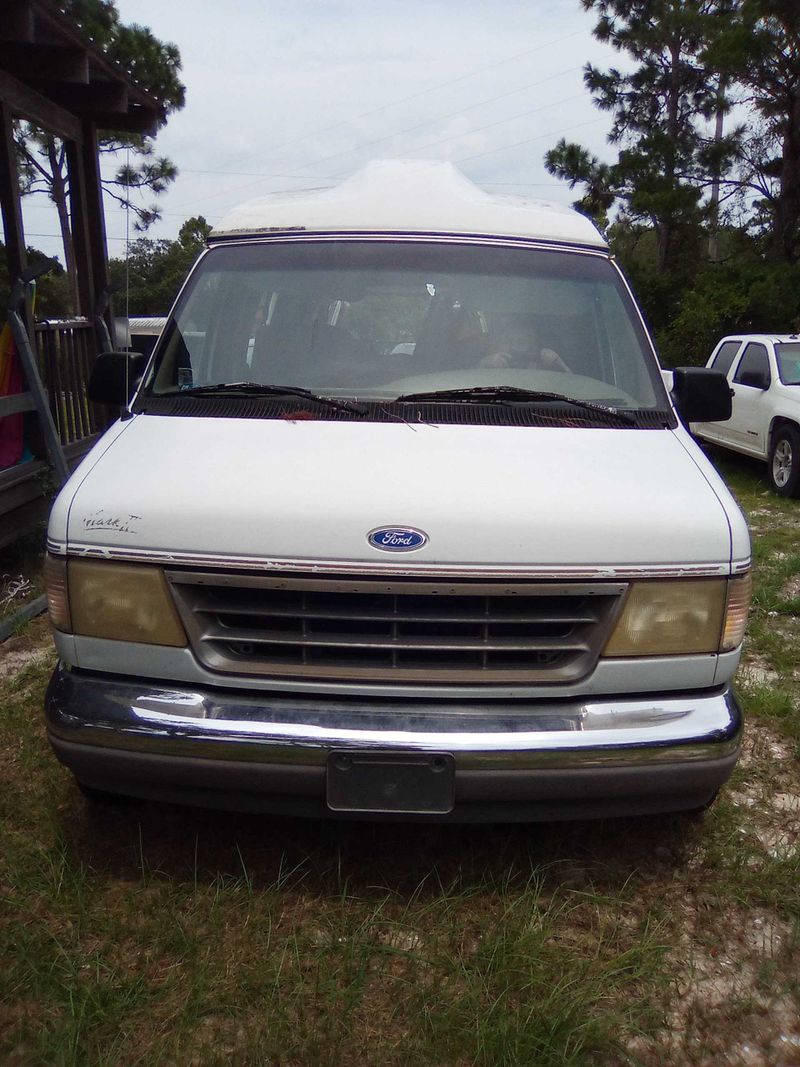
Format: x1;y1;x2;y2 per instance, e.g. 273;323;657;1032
211;160;607;249
717;333;800;345
128;317;167;334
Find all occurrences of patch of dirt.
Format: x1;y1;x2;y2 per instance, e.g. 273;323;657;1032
628;714;800;1066
740;662;781;687
0;616;53;678
2;531;799;1067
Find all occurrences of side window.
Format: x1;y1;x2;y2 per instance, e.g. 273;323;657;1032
733;343;771;387
711;340;742;377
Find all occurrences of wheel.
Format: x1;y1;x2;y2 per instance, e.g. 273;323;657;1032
768;425;800;497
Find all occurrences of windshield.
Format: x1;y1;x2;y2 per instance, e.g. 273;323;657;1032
144;240;666;410
776;342;800;385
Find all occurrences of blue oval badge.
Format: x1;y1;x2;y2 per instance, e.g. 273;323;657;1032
368;526;428;552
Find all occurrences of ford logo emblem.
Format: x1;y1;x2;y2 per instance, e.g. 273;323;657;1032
367;526;428;552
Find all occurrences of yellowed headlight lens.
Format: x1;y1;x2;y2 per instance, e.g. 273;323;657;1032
45;554;71;632
604;579;727;657
721;572;752;652
68;560;187;647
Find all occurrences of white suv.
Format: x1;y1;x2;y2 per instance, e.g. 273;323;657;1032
693;334;800;496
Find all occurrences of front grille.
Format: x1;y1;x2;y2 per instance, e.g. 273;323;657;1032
167;572;626;685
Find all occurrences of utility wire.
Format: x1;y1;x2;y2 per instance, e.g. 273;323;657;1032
255;27;586;164
327;90;590;178
167;35;589;210
290;65;582;176
168;86;589;213
456;115;607;164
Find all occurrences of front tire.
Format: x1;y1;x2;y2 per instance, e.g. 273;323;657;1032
768;426;800;497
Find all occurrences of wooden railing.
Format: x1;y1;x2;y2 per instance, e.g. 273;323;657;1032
34;317;106;445
0;317;111;545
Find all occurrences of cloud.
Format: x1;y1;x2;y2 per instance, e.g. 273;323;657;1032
18;0;619;263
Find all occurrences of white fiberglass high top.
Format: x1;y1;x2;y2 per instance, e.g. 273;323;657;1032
212;159;607;248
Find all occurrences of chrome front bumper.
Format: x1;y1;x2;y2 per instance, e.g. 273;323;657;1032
45;664;743;820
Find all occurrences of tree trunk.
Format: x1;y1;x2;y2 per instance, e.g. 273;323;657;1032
772;93;800;263
708;78;727;262
46;138;79;311
657;30;683;273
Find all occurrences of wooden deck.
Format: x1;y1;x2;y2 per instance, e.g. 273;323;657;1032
0;318;108;548
0;1;167;553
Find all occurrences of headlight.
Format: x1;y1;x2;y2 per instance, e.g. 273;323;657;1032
604;575;751;657
46;556;187;647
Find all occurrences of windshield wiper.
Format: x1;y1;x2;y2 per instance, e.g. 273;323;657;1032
393;385;639;425
160;382;367;416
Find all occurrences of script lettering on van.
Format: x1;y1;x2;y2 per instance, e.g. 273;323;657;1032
367;526;428;552
83;509;142;535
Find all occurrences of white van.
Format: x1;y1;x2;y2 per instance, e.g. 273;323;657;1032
44;161;750;821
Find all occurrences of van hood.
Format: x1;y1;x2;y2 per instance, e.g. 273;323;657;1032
56;415;739;574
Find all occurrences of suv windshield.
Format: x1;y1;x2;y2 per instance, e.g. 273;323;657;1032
776;342;800;385
144;240;666;410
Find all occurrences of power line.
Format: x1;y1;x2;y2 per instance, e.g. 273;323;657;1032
456;115;607;165
25;232;131;243
254;27;587;165
167;34;589;211
289;65;582;176
167;89;590;215
175;169;341;180
326;90;589;178
480;181;564;188
123;63;578;189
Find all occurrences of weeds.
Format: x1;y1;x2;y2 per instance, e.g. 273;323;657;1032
0;453;798;1064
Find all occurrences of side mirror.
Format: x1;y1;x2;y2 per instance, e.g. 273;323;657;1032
671;367;733;424
88;350;147;406
737;369;769;390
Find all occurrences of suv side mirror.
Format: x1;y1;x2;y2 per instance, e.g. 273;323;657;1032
671;367;733;424
88;351;147;406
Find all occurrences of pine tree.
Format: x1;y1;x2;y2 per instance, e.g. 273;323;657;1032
711;0;800;262
15;0;185;308
546;0;739;273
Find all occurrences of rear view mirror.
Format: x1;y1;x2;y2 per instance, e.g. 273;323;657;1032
671;367;733;424
88;350;147;407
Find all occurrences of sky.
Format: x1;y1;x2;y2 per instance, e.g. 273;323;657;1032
18;0;624;265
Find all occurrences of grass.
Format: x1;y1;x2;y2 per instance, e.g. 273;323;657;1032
1;451;799;1065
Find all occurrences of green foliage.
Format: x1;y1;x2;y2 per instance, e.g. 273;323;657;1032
14;0;186;313
108;217;211;315
0;241;72;319
545;141;616;230
611;222;800;364
708;0;800;262
62;0;184;118
547;0;737;273
547;1;800;358
671;250;800;365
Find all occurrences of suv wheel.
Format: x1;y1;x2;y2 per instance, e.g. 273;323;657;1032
768;426;800;496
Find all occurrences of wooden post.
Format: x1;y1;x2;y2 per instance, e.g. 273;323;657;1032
0;98;27;285
7;274;70;486
80;119;111;328
65;136;94;317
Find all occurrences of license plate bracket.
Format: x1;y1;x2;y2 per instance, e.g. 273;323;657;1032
326;750;455;814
